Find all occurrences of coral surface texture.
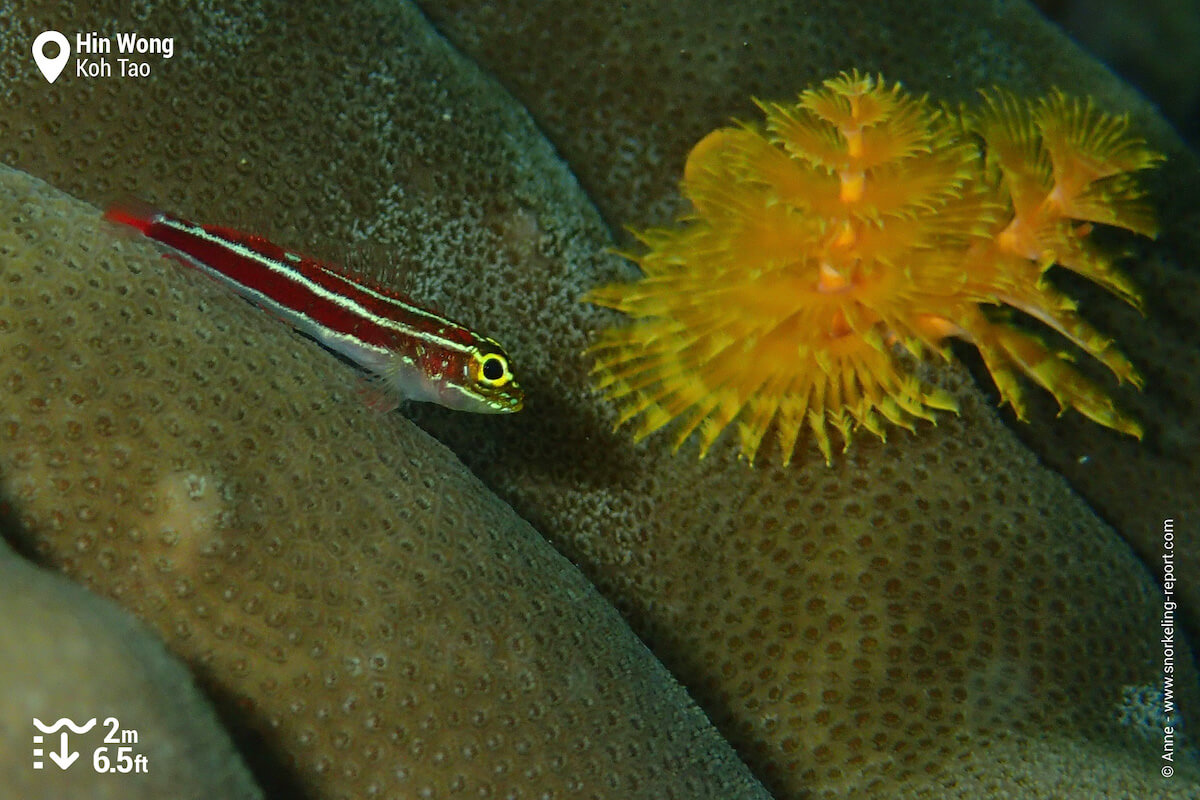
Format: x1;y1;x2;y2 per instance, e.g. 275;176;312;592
0;0;1197;798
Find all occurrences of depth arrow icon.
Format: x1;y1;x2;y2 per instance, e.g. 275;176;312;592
48;732;78;770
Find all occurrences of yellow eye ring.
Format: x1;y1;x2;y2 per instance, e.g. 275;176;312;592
472;349;512;387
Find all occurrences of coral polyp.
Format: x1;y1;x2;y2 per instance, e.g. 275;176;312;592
584;72;1161;465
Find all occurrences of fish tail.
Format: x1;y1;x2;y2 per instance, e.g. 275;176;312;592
103;198;167;234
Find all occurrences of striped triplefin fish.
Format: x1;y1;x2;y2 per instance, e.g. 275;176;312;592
104;203;523;413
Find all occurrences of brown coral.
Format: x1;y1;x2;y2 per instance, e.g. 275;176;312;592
415;0;1200;644
0;537;262;800
3;0;1198;798
410;0;1200;796
0;1;771;797
0;163;768;799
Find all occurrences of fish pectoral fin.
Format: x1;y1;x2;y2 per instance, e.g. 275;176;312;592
355;375;402;413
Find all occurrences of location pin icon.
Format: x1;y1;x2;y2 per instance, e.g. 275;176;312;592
32;31;70;84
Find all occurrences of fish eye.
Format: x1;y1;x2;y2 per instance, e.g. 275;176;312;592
474;349;512;387
482;355;506;382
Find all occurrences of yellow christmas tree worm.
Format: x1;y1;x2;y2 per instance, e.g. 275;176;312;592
584;71;1161;465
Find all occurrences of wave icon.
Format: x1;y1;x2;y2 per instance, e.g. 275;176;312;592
33;718;96;734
